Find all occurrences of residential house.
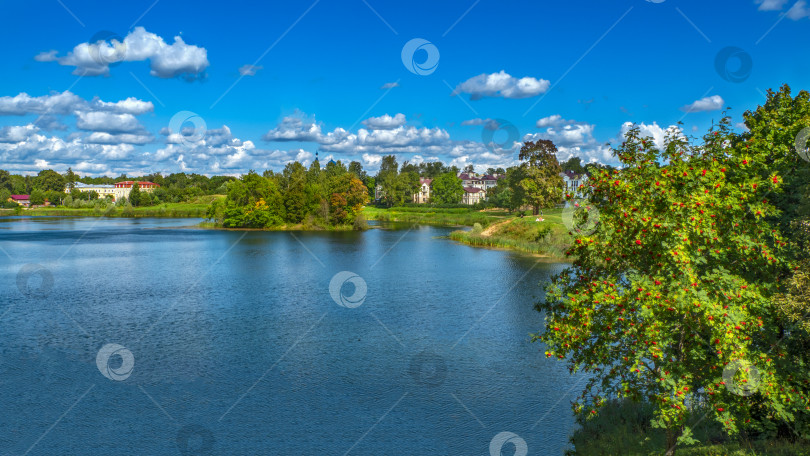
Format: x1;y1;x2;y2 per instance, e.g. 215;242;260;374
413;177;432;203
560;171;588;198
9;195;30;207
462;186;486;205
457;172;503;203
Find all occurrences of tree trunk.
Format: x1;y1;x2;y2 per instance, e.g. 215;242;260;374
533;205;539;215
664;426;683;456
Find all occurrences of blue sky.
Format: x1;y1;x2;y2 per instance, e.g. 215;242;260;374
0;0;807;176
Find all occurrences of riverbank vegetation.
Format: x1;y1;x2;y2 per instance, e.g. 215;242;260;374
537;85;810;455
205;160;369;229
449;212;570;256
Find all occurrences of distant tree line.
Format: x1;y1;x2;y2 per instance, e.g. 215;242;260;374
0;168;237;208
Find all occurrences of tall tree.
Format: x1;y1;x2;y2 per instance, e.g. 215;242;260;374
64;167;77;191
518;140;563;214
562;156;586;175
0;170;13;192
536;120;808;454
35;169;66;192
377;155;399;206
430;172;464;204
128;182;141;206
348;161;366;180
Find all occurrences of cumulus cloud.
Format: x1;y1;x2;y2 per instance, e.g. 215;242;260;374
0;91;153;116
535;114;582;128
0;91;85;116
76;111;145;133
84;132;153;145
263;115;331;142
38;27;209;79
238;64;263;76
90;97;154;115
380;82;400;89
362;113;406;130
453;71;550;100
681;95;725;113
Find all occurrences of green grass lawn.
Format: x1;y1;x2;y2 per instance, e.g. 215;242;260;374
448;210;571;257
362;205;511;227
363;205;572;257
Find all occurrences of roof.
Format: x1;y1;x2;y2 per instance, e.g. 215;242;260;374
115;181;159;186
74;182;114;188
10;194;29;200
561;170;584;180
458;173;474;181
482;174;497;181
419;177;432;185
463;186;484;193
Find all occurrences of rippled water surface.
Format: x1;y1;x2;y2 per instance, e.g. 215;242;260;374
0;216;580;455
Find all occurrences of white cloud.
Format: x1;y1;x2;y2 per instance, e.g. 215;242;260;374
0;91;153;116
787;0;810;19
380;82;400;89
453;71;550;100
680;95;725;112
0;91;85;116
84;132;153;145
263;115;330;142
39;27;209;78
461;118;500;130
536;114;578;128
90;97;154;115
238;64;263;76
756;0;788;10
362;113;406;130
361;153;382;167
76;111;145;133
0;124;40;143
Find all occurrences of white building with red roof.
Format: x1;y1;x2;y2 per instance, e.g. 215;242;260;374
113;181;160;201
462;186;486;205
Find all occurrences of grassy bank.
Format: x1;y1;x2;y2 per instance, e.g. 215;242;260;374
449;209;570;257
568;399;810;456
362;205;509;227
0;196;223;218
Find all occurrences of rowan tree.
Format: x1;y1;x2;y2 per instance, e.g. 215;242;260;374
534;118;808;454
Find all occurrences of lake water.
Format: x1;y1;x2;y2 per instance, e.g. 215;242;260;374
0;217;581;455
